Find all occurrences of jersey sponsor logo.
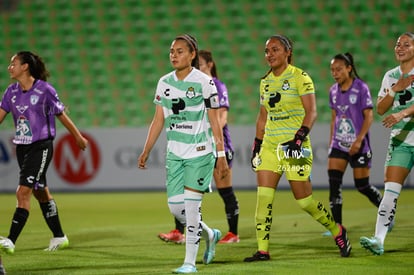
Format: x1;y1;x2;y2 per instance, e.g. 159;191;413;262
16;105;28;113
196;146;205;151
15;115;32;144
172;98;185;114
53;132;100;185
268;92;281;108
337;105;349;113
269;115;289;121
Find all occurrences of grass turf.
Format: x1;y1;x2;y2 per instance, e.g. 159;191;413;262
0;189;413;274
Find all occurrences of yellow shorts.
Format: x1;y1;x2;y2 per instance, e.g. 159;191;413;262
255;144;313;181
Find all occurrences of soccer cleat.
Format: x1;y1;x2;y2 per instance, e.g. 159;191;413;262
218;232;240;244
44;235;69;251
334;224;351;257
0;237;15;254
243;251;270;262
360;236;384;255
158;229;185;244
203;229;221;264
172;263;197;274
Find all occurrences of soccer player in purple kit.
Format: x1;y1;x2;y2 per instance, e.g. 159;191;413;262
327;53;383;229
0;51;88;253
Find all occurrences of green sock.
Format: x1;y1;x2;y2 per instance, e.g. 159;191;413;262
296;195;339;236
256;187;275;252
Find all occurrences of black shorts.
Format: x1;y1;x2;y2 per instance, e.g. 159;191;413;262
16;139;53;190
328;147;372;168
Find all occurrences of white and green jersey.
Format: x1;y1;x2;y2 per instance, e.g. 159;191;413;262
378;66;414;146
154;68;219;159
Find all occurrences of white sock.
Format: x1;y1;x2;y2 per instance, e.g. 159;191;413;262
200;220;213;241
183;190;203;266
375;182;402;244
168;194;186;225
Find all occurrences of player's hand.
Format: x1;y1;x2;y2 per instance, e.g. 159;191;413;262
391;74;414;93
137;152;148;169
77;136;88;151
382;111;407;128
251;138;262;169
281;126;309;158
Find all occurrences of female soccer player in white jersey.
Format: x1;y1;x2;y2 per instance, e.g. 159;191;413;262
138;34;229;274
244;34;351;262
360;32;414;255
158;50;240;245
0;51;88;254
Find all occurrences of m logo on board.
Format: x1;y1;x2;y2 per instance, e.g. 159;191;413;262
53;133;101;185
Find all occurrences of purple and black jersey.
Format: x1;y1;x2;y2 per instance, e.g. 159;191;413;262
213;77;234;154
0;79;65;145
329;78;373;153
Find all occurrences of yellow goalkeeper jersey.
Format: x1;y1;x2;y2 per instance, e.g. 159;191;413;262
260;64;315;147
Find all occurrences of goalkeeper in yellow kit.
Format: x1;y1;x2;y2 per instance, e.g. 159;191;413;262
244;34;352;262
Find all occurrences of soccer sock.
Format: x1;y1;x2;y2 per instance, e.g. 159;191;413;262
39;200;64;238
255;186;275;252
218;187;239;235
328;169;343;224
296;195;339;236
183;190;203;266
174;217;185;234
375;182;401;244
168;194;186;230
354;177;382;207
200;220;213;241
8;207;29;244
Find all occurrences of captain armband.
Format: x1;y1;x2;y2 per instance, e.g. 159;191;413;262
204;94;220;109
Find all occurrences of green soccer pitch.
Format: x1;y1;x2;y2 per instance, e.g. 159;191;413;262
0;189;413;274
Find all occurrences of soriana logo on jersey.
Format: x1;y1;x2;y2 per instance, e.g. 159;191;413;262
53;132;100;184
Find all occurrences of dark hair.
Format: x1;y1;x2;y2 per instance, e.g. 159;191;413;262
268;34;293;64
262;34;293;79
198;50;218;78
332;52;361;80
401;31;414;40
174;34;199;69
16;51;49;81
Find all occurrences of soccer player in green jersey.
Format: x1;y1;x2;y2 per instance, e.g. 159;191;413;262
360;32;414;255
138;34;229;274
244;34;351;262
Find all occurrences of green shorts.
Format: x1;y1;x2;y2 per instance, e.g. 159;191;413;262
166;153;215;197
255;144;313;181
385;143;414;170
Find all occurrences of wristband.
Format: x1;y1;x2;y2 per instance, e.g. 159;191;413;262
388;89;396;97
217;151;226;158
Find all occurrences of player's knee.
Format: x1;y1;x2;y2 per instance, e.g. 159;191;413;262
354;177;369;190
